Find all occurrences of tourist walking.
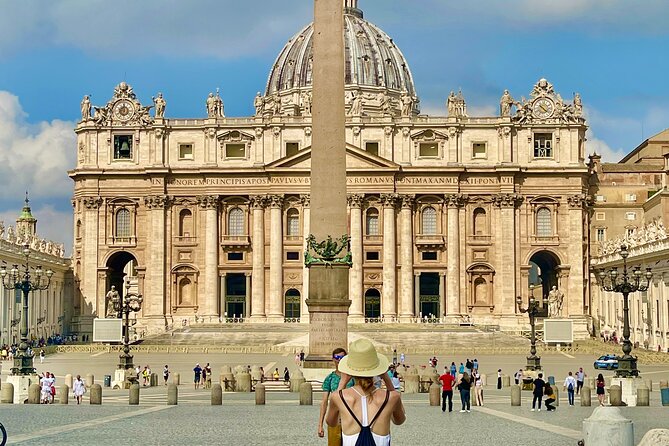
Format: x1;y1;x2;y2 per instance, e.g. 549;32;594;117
399;352;405;366
544;382;557;411
273;368;280;381
201;364;208;386
73;374;86;405
514;369;523;385
193;363;202;389
563;372;577;406
465;359;473;374
318;347;352;444
531;373;546;411
473;370;484;406
39;349;45;364
300;350;306;366
163;365;170;385
576;368;586;394
142;366;150;386
473;358;479;371
457;372;472;412
459;363;465;375
204;363;212;389
450;362;457;378
284;367;290;384
439;367;456;412
325;339;405;445
596;373;606;406
497;369;503;390
294;353;301;366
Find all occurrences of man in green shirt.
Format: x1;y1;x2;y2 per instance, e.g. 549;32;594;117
318;347;353;445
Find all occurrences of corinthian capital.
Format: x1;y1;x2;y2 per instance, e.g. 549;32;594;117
82;197;103;210
491;193;523;208
347;194;364;208
398;194;415;209
144;195;172;210
445;193;468;208
197;195;219;210
300;194;311;208
380;193;398;208
249;195;267;209
267;194;284;209
567;193;594;209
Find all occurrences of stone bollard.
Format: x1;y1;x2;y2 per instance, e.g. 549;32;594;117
403;373;419;394
255;383;266;405
471;386;478;407
582;406;633;446
59;385;69;404
1;383;14;404
609;385;623;406
481;374;487;387
86;373;95;388
502;375;511;388
65;374;73;390
211;384;222;405
129;384;140;405
554;388;560;407
581;386;592;407
167;384;178;405
511;385;521;406
637;383;650;407
638;429;669;446
90;384;102;405
173;372;180;386
588;377;596;390
28;383;41;404
429;384;440;406
290;370;306;393
299;382;313;406
645;379;653;392
150;373;158;387
236;372;251;393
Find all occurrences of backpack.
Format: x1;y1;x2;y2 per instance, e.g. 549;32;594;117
568;382;574;391
339;389;390;446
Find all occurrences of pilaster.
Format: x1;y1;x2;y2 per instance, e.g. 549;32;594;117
492;193;523;315
398;194;415;320
445;194;467;318
381;193;397;319
250;195;266;320
347;194;364;321
82;197;102;319
196;195;219;317
268;194;284;321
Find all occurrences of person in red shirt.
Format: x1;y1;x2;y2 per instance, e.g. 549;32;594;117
439;369;457;412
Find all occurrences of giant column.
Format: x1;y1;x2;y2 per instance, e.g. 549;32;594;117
381;194;397;319
305;0;350;367
348;194;364;322
399;195;415;321
81;197;102;323
445;194;464;319
567;194;589;317
493;193;522;317
268;194;284;321
250;195;266;320
145;195;170;323
198;195;219;317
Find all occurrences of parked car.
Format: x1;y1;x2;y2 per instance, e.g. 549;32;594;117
594;354;619;370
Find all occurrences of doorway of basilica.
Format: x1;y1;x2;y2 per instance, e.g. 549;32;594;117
104;251;139;316
528;250;561;317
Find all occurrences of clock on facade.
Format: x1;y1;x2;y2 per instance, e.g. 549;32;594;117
532;98;554;119
112;100;135;122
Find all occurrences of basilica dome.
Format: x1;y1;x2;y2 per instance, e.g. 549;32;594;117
264;4;417;101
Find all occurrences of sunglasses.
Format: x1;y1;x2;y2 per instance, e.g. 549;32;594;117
333;354;346;360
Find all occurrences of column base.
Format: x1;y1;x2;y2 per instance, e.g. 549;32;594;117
398;315;414;323
349;315;365;324
266;315;285;323
247;316;267;323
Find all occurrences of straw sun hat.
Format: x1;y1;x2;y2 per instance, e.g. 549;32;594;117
338;339;390;377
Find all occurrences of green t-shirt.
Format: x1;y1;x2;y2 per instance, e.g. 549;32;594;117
322;371;354;392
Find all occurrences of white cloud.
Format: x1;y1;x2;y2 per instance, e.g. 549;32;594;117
0;205;72;256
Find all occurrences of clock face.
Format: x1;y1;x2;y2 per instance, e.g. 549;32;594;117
532;98;554;119
112;100;134;121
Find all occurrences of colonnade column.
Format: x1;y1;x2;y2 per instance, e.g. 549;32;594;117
398;195;415;321
348;194;364;321
250;196;266;320
445;194;466;319
300;195;311;323
268;194;284;321
197;195;219;317
381;194;397;319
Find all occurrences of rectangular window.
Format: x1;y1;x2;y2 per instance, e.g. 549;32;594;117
625;212;636;221
625;194;637;202
596;228;606;242
472;143;487;159
286;142;300;157
596;212;605;221
365;251;380;261
533;133;553;158
227;252;243;261
596;195;606;202
286;251;299;261
419;142;439;157
627;228;635;238
365;142;379;156
113;135;133;160
422;251;438;261
179;144;193;160
225;143;246;159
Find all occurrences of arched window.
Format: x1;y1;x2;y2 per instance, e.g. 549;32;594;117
115;208;131;238
366;208;379;235
364;288;381;318
473;208;487;235
286;208;300;236
536;207;552;237
284;289;301;319
422;206;437;235
179;209;193;237
227;208;245;236
76;220;82;239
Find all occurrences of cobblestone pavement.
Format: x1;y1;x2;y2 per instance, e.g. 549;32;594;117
0;388;668;445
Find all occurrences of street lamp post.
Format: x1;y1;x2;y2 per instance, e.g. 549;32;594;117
597;244;652;378
0;244;53;376
115;280;143;372
516;284;541;371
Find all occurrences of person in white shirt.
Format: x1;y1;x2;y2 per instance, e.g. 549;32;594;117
563;371;577;406
73;375;86;405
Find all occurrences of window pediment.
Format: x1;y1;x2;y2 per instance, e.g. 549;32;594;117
217;130;255;143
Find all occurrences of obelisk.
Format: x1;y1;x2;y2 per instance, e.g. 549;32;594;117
304;0;350;368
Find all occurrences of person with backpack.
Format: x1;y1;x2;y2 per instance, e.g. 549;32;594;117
457;372;472;412
596;373;606;406
326;339;405;446
563;371;577;406
531;373;546;411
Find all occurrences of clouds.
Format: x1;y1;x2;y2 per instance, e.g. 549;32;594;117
0;205;73;256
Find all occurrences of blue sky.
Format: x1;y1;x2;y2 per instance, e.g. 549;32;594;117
1;0;668;252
